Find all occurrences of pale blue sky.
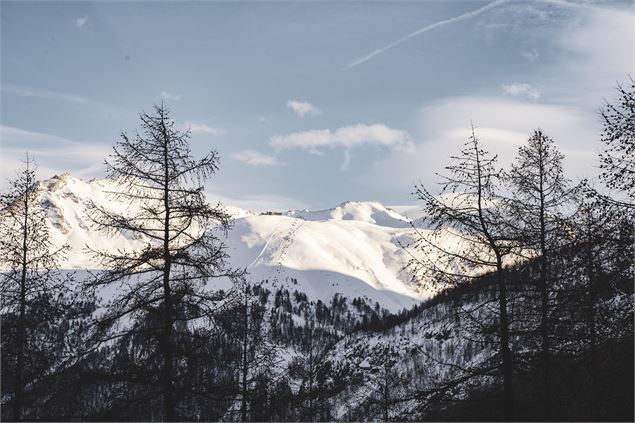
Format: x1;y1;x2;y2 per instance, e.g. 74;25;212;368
1;0;633;210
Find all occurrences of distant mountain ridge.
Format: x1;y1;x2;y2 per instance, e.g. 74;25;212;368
36;173;431;311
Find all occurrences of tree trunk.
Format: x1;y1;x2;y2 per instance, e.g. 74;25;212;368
586;221;598;420
538;152;551;420
12;190;30;422
308;335;314;422
473;131;514;420
161;261;175;421
13;268;27;422
161;135;175;422
540;258;551;420
383;367;389;422
497;259;514;421
241;295;249;422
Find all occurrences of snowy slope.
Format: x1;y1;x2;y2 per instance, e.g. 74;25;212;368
34;174;432;311
319;284;504;421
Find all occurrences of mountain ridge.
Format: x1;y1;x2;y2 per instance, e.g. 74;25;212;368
36;173;429;311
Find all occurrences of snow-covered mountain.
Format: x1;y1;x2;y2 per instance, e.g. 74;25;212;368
37;173;432;311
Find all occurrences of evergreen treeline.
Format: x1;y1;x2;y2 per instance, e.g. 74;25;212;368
0;81;633;422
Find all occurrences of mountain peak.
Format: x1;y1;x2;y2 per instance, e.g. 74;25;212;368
43;172;75;191
31;173;429;309
289;200;411;228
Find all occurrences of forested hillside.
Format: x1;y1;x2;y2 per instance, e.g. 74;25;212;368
1;80;633;422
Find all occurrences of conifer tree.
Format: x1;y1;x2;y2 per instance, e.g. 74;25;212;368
567;183;634;419
0;155;68;421
356;344;407;422
232;280;280;422
87;104;242;421
407;125;517;419
599;77;635;204
288;322;332;422
505;129;570;419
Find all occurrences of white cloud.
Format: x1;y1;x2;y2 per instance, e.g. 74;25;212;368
521;48;539;62
233;150;282;166
160;91;181;101
556;4;634;100
180;121;224;136
75;16;88;28
341;150;352;171
502;83;541;100
270;124;414;155
286;100;321;117
359;96;600;195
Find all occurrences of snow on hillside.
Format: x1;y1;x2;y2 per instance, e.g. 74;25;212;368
324;289;498;420
283;201;411;228
34;174;430;311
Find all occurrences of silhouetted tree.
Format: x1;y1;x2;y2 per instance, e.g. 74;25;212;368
566;182;634;420
288;322;334;422
232;279;280;422
407;125;517;419
599;77;634;204
354;344;409;421
505;129;570;419
0;155;68;421
86;104;242;421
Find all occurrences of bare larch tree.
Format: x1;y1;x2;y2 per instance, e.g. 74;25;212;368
0;155;67;421
599;77;634;204
87;104;242;421
505;129;570;419
567;182;634;420
407;125;517;419
231;279;280;422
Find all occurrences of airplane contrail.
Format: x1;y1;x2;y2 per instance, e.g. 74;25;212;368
344;0;608;71
344;0;508;70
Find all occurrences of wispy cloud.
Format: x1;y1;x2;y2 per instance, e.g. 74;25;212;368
344;0;507;70
0;126;109;182
76;16;88;28
502;82;541;100
270;124;414;159
161;91;181;101
2;83;88;104
180;121;225;136
286;100;321;117
1;83;132;120
233;150;283;166
521;48;539;62
340;150;352;172
344;0;608;71
555;3;633;99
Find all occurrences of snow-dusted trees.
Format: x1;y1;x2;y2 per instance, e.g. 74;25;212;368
289;324;321;422
355;344;409;422
564;183;634;419
408;125;517;419
505;129;570;419
231;280;280;422
0;155;68;421
288;322;335;422
87;104;242;421
599;77;635;204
